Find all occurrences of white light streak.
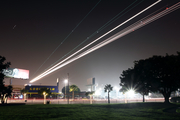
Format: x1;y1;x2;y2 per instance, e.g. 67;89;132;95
31;1;161;83
31;0;179;83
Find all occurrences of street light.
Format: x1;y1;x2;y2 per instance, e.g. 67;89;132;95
127;89;135;97
64;79;68;99
124;89;135;103
65;73;70;104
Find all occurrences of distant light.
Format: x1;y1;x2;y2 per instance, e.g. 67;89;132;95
24;84;27;86
114;86;119;91
88;89;91;92
19;95;23;99
64;79;68;83
29;84;31;86
127;89;135;97
95;89;101;95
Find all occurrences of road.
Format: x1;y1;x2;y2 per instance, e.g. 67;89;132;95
7;98;165;104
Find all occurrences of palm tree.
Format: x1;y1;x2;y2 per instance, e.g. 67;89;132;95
69;85;79;100
104;84;113;104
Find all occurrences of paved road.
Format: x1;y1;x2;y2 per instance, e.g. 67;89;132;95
7;98;165;104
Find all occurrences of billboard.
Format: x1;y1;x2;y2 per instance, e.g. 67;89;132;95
25;85;58;93
87;78;95;86
2;68;29;79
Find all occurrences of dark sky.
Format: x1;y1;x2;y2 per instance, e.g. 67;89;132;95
1;0;180;91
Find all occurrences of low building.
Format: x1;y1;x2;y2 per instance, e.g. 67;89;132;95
25;85;59;99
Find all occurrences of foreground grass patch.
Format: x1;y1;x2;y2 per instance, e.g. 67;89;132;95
0;102;180;120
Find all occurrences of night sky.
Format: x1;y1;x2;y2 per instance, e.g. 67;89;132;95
1;0;180;91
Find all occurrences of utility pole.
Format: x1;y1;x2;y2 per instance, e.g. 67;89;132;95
67;73;69;104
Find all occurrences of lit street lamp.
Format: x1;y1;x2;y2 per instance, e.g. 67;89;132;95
124;89;135;103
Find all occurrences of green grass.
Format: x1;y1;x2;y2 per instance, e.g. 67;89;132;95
176;108;180;113
0;102;180;120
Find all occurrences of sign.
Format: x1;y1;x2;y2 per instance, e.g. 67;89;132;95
87;78;95;86
3;68;29;79
25;85;58;93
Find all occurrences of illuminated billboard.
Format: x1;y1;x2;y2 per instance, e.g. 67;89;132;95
2;68;29;79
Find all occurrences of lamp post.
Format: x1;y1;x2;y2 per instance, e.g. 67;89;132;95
64;79;68;99
67;73;69;104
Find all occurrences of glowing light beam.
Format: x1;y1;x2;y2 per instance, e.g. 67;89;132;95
31;1;180;83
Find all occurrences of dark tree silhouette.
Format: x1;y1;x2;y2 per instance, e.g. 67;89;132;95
104;84;113;104
120;52;180;103
85;91;95;96
62;86;80;95
0;56;11;104
120;65;151;102
20;88;28;94
61;86;70;96
21;88;28;99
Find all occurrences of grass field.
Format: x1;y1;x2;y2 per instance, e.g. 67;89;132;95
0;102;180;120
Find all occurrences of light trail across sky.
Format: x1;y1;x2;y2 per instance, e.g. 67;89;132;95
30;0;162;83
30;1;180;84
30;2;180;83
30;1;162;83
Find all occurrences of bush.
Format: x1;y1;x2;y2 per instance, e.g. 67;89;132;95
170;97;180;103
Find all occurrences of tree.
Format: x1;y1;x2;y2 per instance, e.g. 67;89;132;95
38;87;51;104
104;84;113;104
62;85;70;97
85;91;95;104
120;52;180;103
0;56;11;104
21;88;28;94
69;84;79;99
38;87;51;96
120;66;151;102
21;88;28;99
85;91;95;97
